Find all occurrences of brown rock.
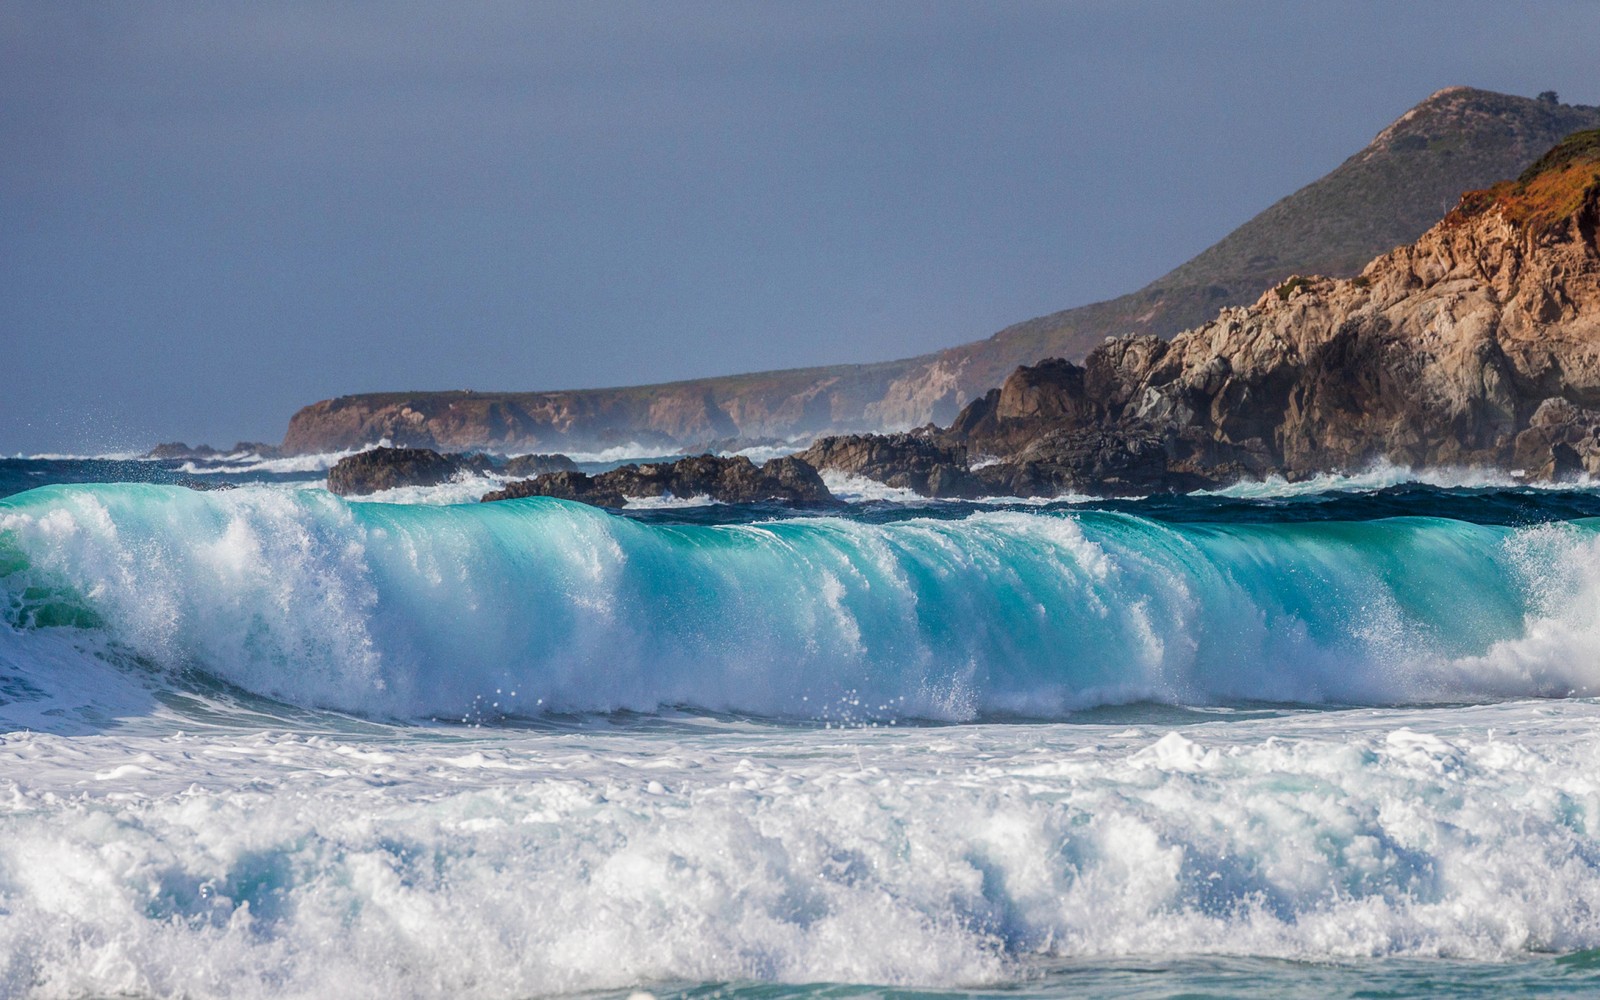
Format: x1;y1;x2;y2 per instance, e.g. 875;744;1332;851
276;93;1600;458
949;134;1600;488
1512;398;1600;479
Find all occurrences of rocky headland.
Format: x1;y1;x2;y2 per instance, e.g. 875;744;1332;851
811;128;1600;495
466;127;1600;507
273;89;1600;456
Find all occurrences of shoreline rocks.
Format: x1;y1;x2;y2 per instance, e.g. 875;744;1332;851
795;431;983;499
328;448;491;496
481;454;837;508
327;447;585;496
337;129;1600;507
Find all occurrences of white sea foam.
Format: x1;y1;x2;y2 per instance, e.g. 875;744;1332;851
5;703;1600;996
177;452;363;476
716;442;807;464
1201;460;1600;499
10;451;152;462
16;442;384;472
819;471;924;504
622;493;721;510
560;443;680;464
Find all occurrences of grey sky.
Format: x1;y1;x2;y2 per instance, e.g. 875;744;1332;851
3;1;1598;454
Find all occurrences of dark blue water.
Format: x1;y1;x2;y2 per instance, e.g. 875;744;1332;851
10;454;1600;526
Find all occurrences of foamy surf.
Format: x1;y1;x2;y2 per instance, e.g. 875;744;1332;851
6;704;1600;997
1200;460;1600;499
8;473;1600;998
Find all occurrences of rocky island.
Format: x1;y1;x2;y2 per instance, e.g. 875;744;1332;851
481;454;836;508
326;448;577;496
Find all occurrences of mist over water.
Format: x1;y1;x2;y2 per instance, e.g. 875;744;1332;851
6;462;1600;997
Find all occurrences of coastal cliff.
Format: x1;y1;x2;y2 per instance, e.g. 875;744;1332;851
279;361;914;455
935;129;1600;491
277;88;1600;455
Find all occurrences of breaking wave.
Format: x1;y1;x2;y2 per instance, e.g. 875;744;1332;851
3;483;1599;724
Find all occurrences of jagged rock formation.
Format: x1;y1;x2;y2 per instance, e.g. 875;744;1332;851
928;128;1600;493
276;89;1600;455
872;89;1600;427
481;455;837;508
327;447;580;495
795;432;982;499
485;470;630;508
327;448;492;496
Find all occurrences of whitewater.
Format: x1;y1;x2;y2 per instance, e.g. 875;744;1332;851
6;454;1600;997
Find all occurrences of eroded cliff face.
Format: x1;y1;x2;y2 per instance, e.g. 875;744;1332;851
863;357;971;430
280;391;677;455
954;132;1600;486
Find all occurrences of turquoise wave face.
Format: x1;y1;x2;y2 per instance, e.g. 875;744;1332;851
2;484;1598;721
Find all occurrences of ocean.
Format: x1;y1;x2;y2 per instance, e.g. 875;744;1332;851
4;450;1600;998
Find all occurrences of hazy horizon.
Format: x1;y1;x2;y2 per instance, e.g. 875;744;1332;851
5;1;1600;454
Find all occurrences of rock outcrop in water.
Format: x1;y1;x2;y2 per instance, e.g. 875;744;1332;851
482;454;836;508
327;448;581;495
328;448;492;496
794;431;983;499
819;128;1600;496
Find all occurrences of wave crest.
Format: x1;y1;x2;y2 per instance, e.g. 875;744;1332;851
2;484;1599;722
